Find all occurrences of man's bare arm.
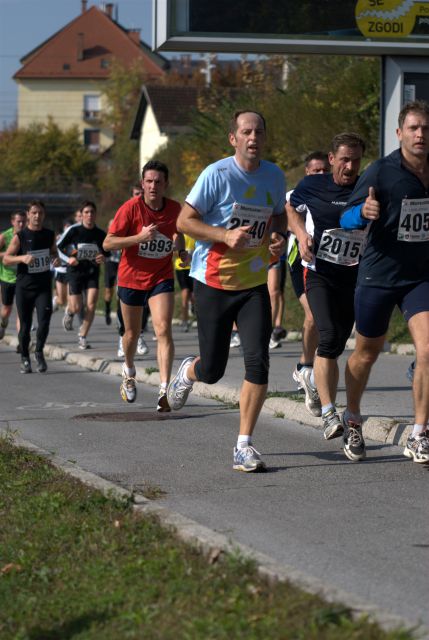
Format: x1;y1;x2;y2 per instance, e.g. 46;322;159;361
177;203;250;250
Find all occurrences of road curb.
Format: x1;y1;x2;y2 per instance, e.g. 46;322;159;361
1;429;421;637
2;334;413;447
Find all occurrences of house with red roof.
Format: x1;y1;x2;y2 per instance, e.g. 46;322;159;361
13;1;168;153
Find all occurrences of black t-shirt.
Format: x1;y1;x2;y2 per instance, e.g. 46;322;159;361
16;227;55;290
57;223;108;275
342;149;429;289
290;173;359;283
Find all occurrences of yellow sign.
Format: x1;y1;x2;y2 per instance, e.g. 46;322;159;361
355;0;429;38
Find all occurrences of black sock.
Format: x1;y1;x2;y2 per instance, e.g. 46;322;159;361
105;301;111;314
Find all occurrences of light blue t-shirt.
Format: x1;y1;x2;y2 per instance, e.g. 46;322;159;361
186;155;286;290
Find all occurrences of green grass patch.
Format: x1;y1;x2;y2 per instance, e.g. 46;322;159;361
267;390;305;403
0;437;412;640
144;367;159;375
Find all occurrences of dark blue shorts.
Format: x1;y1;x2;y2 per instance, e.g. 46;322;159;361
355;281;429;338
118;279;174;307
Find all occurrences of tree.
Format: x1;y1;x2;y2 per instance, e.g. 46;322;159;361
0;119;97;192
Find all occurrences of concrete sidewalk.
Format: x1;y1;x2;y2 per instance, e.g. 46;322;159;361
2;309;417;448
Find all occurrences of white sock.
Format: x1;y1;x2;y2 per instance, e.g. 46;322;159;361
160;381;167;390
124;365;135;377
322;403;335;416
237;435;251;449
412;424;425;438
182;366;193;386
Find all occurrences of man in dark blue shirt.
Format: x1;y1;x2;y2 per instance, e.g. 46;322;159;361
341;100;429;464
287;132;366;462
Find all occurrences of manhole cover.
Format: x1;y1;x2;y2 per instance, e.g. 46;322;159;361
72;412;191;422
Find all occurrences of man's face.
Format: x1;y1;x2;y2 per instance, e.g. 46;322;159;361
329;145;363;186
397;112;429;159
305;159;330;175
12;215;26;233
141;170;167;206
74;209;83;224
27;205;44;229
81;205;96;228
229;112;266;167
132;187;143;198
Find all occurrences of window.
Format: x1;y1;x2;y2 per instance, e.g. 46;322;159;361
100;58;110;69
84;129;100;153
83;95;101;120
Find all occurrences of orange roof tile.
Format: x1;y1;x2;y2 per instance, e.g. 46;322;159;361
14;5;168;81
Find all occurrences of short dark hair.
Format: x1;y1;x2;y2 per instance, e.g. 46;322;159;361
27;200;45;212
229;110;266;135
141;160;169;181
304;151;329;167
80;200;97;212
330;132;366;155
398;100;429;129
11;210;26;220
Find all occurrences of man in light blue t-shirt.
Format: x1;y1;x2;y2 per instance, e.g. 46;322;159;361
167;110;287;473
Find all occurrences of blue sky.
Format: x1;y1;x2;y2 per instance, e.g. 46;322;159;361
0;0;154;127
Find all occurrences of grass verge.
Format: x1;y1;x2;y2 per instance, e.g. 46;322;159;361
0;437;412;640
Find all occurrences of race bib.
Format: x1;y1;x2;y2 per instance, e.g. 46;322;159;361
77;243;99;261
397;198;429;242
226;202;272;248
27;249;50;274
317;228;366;266
138;232;173;259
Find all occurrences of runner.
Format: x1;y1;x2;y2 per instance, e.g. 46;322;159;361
167;110;287;472
340;100;429;464
287;133;366;461
0;211;26;340
103;160;188;412
287;152;330;402
174;233;195;332
52;218;73;313
3;201;59;373
57;201;108;350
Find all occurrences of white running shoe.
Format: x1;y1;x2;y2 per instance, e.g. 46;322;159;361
294;367;321;417
157;386;171;412
63;311;74;332
120;364;137;403
117;336;124;358
78;335;89;350
167;356;195;410
137;334;149;356
230;331;241;348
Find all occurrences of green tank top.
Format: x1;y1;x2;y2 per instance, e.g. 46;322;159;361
0;227;17;283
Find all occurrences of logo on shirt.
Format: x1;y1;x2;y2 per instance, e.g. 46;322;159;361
331;200;347;206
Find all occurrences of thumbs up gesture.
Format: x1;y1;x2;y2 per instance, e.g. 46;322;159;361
362;186;380;221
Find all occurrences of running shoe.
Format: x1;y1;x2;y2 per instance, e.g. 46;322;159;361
0;318;8;340
105;311;112;326
120;364;137;403
167;356;195;410
233;445;266;472
296;367;321;417
342;416;366;462
230;331;241;348
157;386;171;412
35;351;47;373
20;357;32;374
323;408;344;440
63;311;74;332
272;326;287;341
117;336;124;358
78;335;89;350
406;360;415;383
137;334;149;356
181;320;191;333
292;366;304;390
403;431;429;464
269;333;281;350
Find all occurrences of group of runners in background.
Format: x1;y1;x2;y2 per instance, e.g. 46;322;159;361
1;100;428;471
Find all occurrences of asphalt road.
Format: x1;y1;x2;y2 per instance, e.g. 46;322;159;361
1;315;428;634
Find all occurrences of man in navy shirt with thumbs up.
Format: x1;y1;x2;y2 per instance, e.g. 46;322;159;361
341;100;429;464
